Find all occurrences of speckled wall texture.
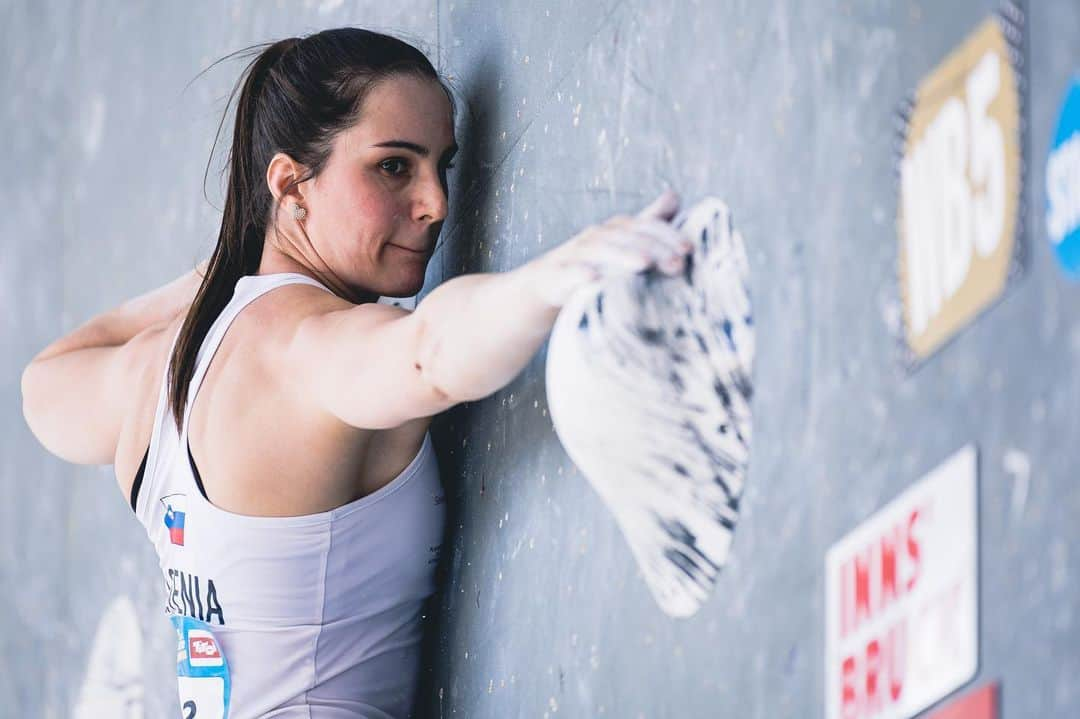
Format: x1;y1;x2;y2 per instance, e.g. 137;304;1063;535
3;1;1078;717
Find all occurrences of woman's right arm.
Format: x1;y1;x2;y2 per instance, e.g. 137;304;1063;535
292;190;689;430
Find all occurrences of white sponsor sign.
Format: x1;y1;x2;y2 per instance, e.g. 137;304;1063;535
825;446;979;719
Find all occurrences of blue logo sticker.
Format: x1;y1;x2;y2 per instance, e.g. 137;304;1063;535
171;614;231;719
1047;75;1080;277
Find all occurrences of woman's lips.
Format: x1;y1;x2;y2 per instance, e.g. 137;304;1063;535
390;244;427;255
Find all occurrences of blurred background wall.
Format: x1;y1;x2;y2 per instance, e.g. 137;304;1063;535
2;0;1078;716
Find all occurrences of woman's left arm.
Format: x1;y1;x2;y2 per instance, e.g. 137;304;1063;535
20;259;208;465
28;259;209;363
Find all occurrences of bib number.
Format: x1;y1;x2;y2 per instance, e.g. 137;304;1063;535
170;615;231;719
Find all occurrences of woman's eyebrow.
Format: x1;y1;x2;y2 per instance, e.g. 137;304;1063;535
372;140;458;158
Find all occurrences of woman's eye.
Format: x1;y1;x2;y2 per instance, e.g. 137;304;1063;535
379;158;408;175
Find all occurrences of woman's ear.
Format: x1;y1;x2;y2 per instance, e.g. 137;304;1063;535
265;152;308;206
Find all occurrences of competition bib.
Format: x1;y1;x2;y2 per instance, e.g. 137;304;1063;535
170;615;232;719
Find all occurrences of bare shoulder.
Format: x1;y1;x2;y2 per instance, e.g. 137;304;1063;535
116;288;438;514
278;291;455;431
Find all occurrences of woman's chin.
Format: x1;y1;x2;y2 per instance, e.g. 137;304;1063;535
382;275;425;299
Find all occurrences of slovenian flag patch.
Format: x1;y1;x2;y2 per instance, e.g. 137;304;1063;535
161;494;187;546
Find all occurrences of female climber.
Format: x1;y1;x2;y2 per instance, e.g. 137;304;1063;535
20;27;690;719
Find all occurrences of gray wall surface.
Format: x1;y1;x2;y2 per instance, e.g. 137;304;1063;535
3;1;1078;717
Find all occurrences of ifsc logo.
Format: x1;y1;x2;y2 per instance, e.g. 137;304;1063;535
1047;75;1080;277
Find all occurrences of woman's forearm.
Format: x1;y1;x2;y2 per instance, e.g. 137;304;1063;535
29;260;208;364
415;260;562;403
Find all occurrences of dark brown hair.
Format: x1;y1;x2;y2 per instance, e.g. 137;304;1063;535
168;28;455;433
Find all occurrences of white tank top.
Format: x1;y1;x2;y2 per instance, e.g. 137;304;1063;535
130;272;446;718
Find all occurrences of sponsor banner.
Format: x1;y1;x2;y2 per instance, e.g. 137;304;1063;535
1046;75;1080;277
895;3;1026;366
825;446;979;719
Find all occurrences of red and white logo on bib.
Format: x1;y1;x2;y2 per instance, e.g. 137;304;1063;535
188;629;223;667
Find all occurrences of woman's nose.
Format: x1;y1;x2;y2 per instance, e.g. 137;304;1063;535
416;171;449;223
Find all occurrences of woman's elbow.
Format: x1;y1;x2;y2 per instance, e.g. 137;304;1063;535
20;362;80;463
20;362;43;430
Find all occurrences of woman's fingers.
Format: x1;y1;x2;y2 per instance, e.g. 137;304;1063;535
588;225;657;272
589;224;688;277
605;216;691;266
622;216;692;255
636;189;680;222
537;190;689;307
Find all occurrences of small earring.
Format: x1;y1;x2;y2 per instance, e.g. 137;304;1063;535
292;203;307;221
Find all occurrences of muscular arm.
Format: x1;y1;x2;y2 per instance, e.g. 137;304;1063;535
21;322;168;465
414;262;561;402
21;260;205;465
295;258;563;430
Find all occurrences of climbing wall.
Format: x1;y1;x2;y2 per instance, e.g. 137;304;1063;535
3;1;1078;717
